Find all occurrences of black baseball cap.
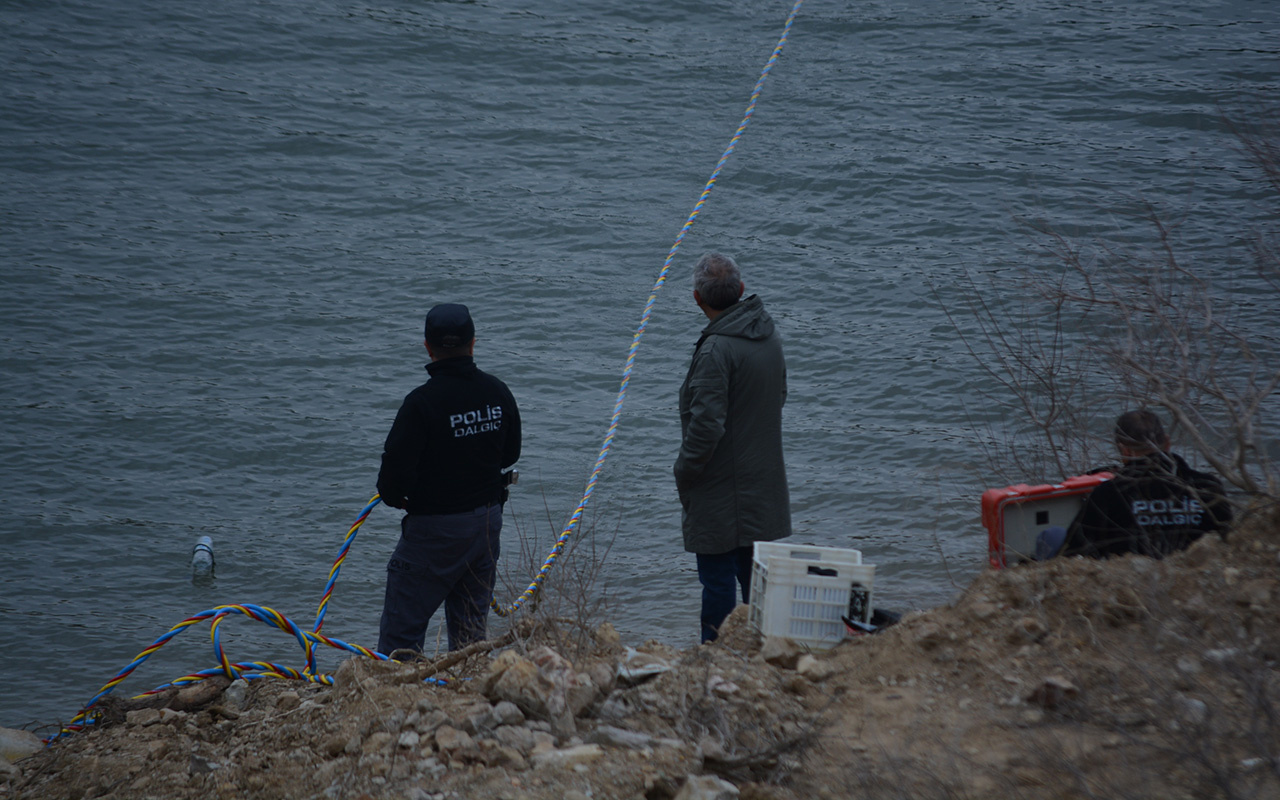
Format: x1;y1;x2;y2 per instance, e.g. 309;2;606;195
424;303;475;348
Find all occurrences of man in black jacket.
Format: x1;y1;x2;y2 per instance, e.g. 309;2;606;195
376;304;521;655
1054;409;1231;559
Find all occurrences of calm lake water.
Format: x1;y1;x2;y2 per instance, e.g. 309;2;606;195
2;0;1276;727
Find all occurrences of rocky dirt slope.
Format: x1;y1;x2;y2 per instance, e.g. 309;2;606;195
4;506;1278;800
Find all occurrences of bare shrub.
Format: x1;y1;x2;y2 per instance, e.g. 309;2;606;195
949;109;1279;498
495;494;616;665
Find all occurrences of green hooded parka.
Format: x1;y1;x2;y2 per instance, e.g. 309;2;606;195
674;294;792;554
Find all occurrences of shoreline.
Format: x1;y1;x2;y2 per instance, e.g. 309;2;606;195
5;506;1278;800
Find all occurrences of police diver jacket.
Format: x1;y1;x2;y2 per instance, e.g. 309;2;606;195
675;294;792;554
1062;451;1231;559
377;356;521;515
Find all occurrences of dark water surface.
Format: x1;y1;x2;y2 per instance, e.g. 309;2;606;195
2;0;1276;726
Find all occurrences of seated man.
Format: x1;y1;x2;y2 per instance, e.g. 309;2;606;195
1041;409;1232;559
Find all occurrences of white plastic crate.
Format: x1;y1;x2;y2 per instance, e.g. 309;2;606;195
748;541;875;651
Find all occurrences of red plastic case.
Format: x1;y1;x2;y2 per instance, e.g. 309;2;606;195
982;473;1112;568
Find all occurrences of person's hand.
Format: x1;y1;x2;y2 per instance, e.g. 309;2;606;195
382;495;408;510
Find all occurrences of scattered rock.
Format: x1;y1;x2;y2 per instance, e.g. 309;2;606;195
1026;676;1079;710
1173;694;1208;726
593;622;622;648
322;734;347;758
707;674;740;696
492;700;524;727
415;709;451;734
761;637;803;668
587;725;654;750
361;731;394;755
126;708;162;727
674;773;740;800
531;744;604;769
494;725;536;754
912;622;949;651
618;647;675;685
1236;579;1272;608
795;654;836;682
587;659;618;694
1009;617;1048;644
188;754;221;774
434;725;475;754
275;691;302;711
0;727;42;764
223;679;249;710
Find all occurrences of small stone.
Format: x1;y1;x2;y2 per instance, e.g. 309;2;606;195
0;727;44;763
126;708;162;727
1018;708;1045;726
970;601;1000;621
674;773;740;800
462;703;498;735
189;754;221;774
223;679;249;710
275;691;302;711
398;731;420;749
912;622;950;650
416;709;451;734
493;700;525;727
434;725;475;753
1237;579;1272;608
415;697;438;713
361;732;394;755
1025;676;1078;709
795;655;836;682
1009;617;1048;644
491;746;529;771
495;725;536;754
587;660;617;694
323;735;347;758
1176;656;1202;676
529;731;556;756
761;637;803;669
698;735;726;761
531;744;605;769
1174;695;1208;725
1205;648;1239;665
593;623;621;647
587;725;653;750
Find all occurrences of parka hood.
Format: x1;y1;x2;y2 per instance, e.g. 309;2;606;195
701;294;775;341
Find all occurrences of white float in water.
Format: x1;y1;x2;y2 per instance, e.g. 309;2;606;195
191;536;215;580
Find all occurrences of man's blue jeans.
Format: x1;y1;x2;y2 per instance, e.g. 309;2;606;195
378;504;502;655
696;546;754;643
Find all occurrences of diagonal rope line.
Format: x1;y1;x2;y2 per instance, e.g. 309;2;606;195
493;0;805;615
54;5;805;741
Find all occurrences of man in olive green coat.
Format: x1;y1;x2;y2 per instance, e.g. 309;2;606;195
675;252;792;642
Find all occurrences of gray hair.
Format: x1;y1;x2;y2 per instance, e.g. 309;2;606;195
693;252;743;311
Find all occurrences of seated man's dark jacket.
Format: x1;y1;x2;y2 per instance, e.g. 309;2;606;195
1062;451;1231;559
377;356;520;515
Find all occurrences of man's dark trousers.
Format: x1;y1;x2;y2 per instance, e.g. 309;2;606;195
696;546;754;643
378;504;502;654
